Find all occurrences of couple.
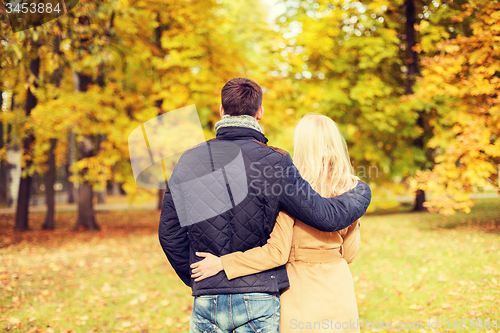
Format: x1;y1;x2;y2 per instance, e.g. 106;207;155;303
159;77;371;333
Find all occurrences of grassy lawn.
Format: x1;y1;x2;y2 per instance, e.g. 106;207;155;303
352;198;499;332
0;199;499;332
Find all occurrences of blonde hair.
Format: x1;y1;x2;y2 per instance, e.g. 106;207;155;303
293;114;358;198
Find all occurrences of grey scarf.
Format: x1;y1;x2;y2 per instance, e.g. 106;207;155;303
214;115;263;133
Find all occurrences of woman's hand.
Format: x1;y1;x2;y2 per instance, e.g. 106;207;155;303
190;252;223;282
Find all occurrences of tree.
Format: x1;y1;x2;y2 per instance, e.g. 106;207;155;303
42;138;57;229
29;2;118;231
0;90;5;204
410;0;500;215
67;11;106;231
42;29;64;230
15;55;40;231
5;0;281;230
268;0;477;213
402;0;427;211
268;0;421;193
2;20;60;229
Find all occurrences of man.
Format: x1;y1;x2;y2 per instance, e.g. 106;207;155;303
159;77;371;333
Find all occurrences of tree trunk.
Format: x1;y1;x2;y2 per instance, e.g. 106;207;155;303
96;188;106;204
413;189;428;212
0;91;7;204
73;134;100;231
96;134;106;204
405;0;419;95
15;57;40;231
42;138;57;229
111;181;121;196
157;189;165;210
155;95;163;209
76;179;99;231
43;34;63;228
6;93;17;207
405;0;427;211
0;130;7;204
67;130;76;203
73;72;100;231
412;114;428;212
155;14;165;211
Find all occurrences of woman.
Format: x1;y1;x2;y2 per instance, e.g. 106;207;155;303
191;114;362;333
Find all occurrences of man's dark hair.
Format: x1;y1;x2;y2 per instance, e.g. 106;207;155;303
221;78;263;117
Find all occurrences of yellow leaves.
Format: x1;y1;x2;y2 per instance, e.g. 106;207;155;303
418;20;430;32
412;43;422;54
128;294;148;305
324;60;335;71
409;304;423;310
491;277;499;287
437;273;448;282
441;303;453;310
469;48;489;65
100;283;112;294
483;141;500;158
165;317;174;327
408;166;479;215
443;43;460;54
491;10;500;20
491;24;500;33
412;1;500;215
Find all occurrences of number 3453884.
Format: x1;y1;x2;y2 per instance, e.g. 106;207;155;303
6;2;61;14
443;318;498;330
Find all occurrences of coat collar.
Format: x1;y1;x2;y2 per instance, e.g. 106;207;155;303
215;127;269;144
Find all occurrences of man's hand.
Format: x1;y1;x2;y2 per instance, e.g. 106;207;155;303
190;252;223;282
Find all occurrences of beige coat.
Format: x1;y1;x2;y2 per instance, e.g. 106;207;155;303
221;212;361;333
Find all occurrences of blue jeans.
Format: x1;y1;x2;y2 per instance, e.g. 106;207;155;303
190;293;280;333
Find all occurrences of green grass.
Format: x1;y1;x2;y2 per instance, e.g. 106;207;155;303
351;198;500;332
1;211;192;332
0;200;499;332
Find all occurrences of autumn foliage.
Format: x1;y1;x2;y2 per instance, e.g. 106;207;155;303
410;0;500;214
0;0;499;222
